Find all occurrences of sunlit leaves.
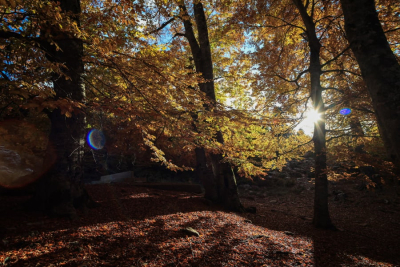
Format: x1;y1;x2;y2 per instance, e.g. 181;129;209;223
2;0;394;178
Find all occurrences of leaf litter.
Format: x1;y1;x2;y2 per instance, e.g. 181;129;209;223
0;182;399;266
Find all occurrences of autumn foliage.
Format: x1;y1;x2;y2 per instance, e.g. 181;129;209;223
1;0;400;236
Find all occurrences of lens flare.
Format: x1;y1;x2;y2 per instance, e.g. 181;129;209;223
0;120;47;188
87;129;106;150
340;108;352;115
306;109;322;123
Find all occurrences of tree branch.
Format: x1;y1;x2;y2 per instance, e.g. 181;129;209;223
0;30;24;39
148;17;175;34
264;14;306;32
320;45;351;68
278;138;313;157
321;69;361;76
274;68;309;84
384;27;400;34
173;32;186;38
0;30;44;45
108;59;161;114
321;86;344;93
0;71;11;81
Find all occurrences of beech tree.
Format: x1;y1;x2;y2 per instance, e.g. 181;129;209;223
0;0;93;217
230;0;366;228
33;0;92;218
340;0;400;168
2;0;397;227
147;0;311;209
158;0;244;211
290;0;334;229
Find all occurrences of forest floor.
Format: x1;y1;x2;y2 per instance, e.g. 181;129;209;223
0;177;399;267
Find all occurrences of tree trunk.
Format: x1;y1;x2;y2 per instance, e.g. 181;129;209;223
310;49;334;229
349;115;366;155
340;0;400;166
195;147;218;200
179;1;243;211
30;0;94;218
349;116;364;138
292;0;335;229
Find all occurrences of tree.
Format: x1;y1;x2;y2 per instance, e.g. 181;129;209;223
80;0;307;195
0;0;57;118
41;0;89;217
291;0;335;229
176;0;243;211
3;0;395;223
26;0;92;218
231;0;358;228
340;0;400;167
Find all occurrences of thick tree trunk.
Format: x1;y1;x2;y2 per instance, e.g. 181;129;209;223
212;132;243;211
195;147;218;200
30;0;94;218
292;0;335;229
179;1;243;211
340;0;400;166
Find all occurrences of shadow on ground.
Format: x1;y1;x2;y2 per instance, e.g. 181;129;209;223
0;183;399;266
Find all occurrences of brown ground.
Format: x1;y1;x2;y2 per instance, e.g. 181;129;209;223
0;179;399;267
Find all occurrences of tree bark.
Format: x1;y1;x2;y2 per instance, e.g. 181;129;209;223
292;0;335;229
349;116;364;138
195;147;218;200
179;1;243;211
30;0;94;218
340;0;400;166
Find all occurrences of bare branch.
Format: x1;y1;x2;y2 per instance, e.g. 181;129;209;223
148;17;176;35
321;86;344;93
274;68;309;84
384;27;400;34
263;14;306;32
0;71;11;81
320;45;351;68
173;32;186;38
239;22;300;30
0;30;22;39
325;133;379;142
353;107;375;114
321;69;361;77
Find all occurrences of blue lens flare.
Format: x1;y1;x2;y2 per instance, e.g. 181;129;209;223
339;108;352;115
87;129;106;150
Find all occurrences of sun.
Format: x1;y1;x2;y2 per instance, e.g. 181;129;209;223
295;109;323;135
305;109;322;124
